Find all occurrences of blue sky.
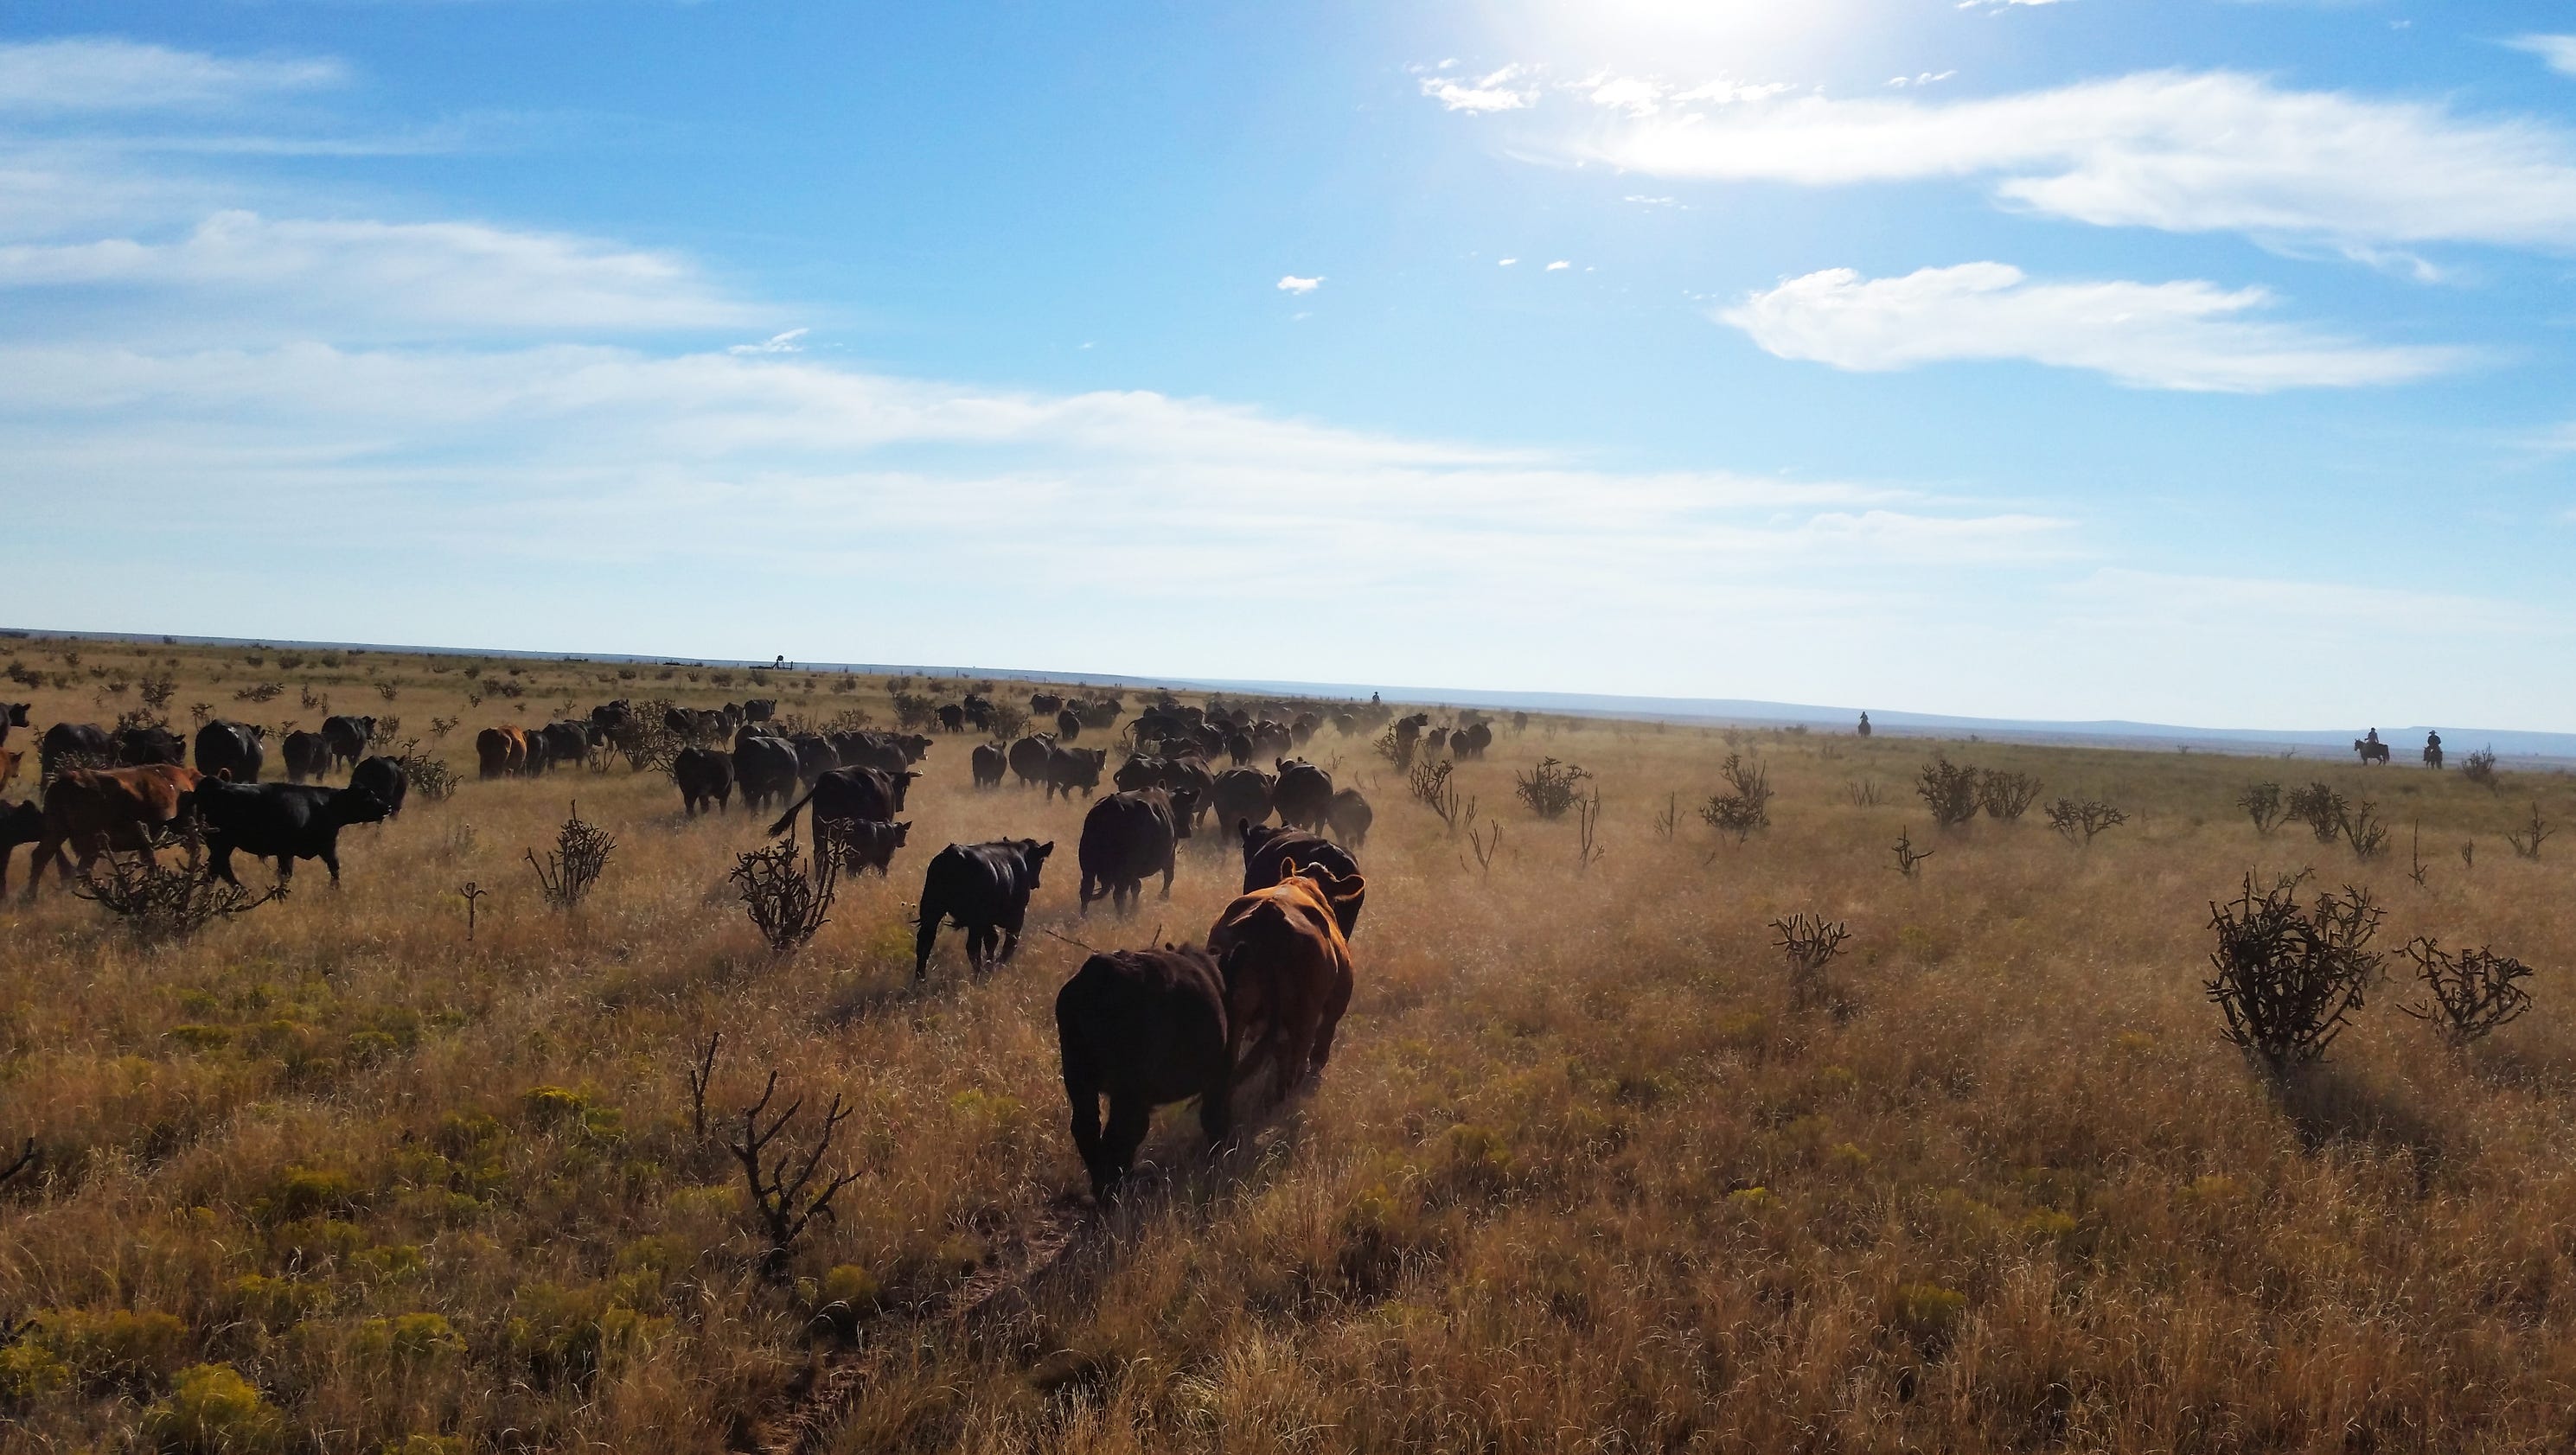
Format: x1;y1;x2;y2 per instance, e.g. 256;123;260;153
3;2;2574;729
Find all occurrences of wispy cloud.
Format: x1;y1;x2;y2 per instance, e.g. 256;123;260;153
1576;71;2576;257
0;37;345;113
2509;35;2576;79
728;328;807;356
1723;262;2465;392
1276;274;1322;294
1418;64;1537;113
1545;260;1570;271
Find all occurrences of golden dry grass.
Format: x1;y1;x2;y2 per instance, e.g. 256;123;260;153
5;636;2576;1452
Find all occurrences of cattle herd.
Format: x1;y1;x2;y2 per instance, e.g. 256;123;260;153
0;684;1427;1199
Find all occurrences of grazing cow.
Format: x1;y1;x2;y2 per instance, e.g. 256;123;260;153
0;798;40;894
832;819;911;877
0;748;19;792
39;723;112;782
348;756;409;817
22;764;201;896
1206;861;1365;1103
913;838;1053;979
672;745;735;815
1271;757;1333;832
1327;788;1373;848
193;720;266;784
1078;788;1196;916
767;766;917;861
1046;745;1108;801
743;699;777;723
937;704;966;733
114;723;186;767
1240;823;1364;936
1056;708;1083;742
1054;946;1235;1200
971;742;1007;788
732;736;802;813
197;779;392;888
1007;733;1057;788
1031;692;1064;714
475;725;527;780
283;730;333;784
321;715;376;770
1211;768;1275;831
787;732;840;785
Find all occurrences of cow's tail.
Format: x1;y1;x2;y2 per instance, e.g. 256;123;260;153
767;785;817;839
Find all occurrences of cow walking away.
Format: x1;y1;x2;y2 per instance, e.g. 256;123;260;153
283;730;333;783
767;766;917;862
321;715;376;771
475;726;527;780
1045;745;1108;801
1240;823;1364;935
732;736;802;813
38;723;112;782
1271;757;1333;832
1055;946;1235;1200
672;746;734;815
1007;733;1056;788
1;799;47;895
1207;860;1365;1106
971;743;1007;788
914;839;1053;979
194;720;266;783
1077;788;1198;916
1326;788;1372;848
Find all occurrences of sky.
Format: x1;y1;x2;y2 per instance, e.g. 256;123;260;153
3;1;2574;730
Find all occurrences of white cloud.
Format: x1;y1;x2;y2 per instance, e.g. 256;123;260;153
1888;71;1957;89
1276;274;1322;293
1582;71;2576;255
0;209;754;335
1722;262;2464;392
0;37;344;113
2509;35;2576;79
728;329;807;355
1420;64;1537;113
1545;259;1570;271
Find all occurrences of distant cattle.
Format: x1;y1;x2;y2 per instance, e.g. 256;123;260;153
0;798;40;895
742;699;777;723
1206;861;1364;1104
1331;713;1357;736
1224;731;1253;767
0;703;28;746
1006;734;1057;788
197;780;392;888
38;723;112;782
665;705;728;743
193;720;266;784
1211;768;1275;831
321;715;376;771
971;743;1007;788
1056;708;1082;742
937;704;966;733
1031;692;1064;715
1326;788;1373;848
537;721;593;771
590;700;636;737
113;723;185;767
1239;823;1364;936
348;756;409;817
1271;757;1333;832
1046;745;1108;801
831;818;911;877
788;732;839;785
768;766;917;861
0;748;20;793
672;745;735;816
22;764;201;896
1078;788;1194;916
1055;946;1235;1200
830;731;930;775
476;726;527;780
732;736;802;813
282;730;333;783
1114;755;1167;793
1454;722;1493;759
913;838;1053;979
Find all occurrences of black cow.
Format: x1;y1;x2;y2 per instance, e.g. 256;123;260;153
1240;822;1364;936
742;699;777;723
788;732;840;785
39;723;112;782
1327;788;1372;847
1224;731;1253;767
936;704;966;733
1006;734;1056;788
1056;708;1083;742
1272;758;1333;832
0;703;28;746
732;736;802;813
672;745;735;815
281;730;332;783
0;798;42;895
767;766;917;861
1211;768;1275;830
538;721;593;772
1031;692;1064;714
590;700;636;737
321;714;376;770
193;720;265;784
971;743;1007;788
1114;755;1167;792
522;729;554;775
197;780;392;887
913;839;1053;979
1077;788;1195;916
1054;946;1235;1200
1045;745;1108;801
348;756;409;817
1162;756;1216;830
114;723;186;766
832;818;911;877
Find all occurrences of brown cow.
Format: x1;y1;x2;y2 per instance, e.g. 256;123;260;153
475;725;527;780
0;746;20;791
1205;861;1364;1106
22;764;202;896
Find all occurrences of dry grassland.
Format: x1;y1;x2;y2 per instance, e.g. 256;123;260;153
5;637;2576;1452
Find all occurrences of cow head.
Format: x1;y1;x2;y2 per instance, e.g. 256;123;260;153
1018;838;1054;889
1285;858;1366;938
1085;749;1107;769
1167;788;1199;839
335;787;394;826
2;704;29;728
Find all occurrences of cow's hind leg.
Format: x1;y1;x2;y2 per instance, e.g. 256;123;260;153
1098;1092;1152;1199
912;917;942;980
1308;966;1355;1076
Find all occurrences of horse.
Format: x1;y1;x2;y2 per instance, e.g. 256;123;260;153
2354;738;2390;765
2423;743;2445;769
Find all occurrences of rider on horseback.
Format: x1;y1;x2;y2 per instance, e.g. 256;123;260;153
2366;728;2381;747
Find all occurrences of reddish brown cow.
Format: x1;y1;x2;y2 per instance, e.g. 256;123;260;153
22;764;202;896
1205;861;1364;1106
476;725;528;779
